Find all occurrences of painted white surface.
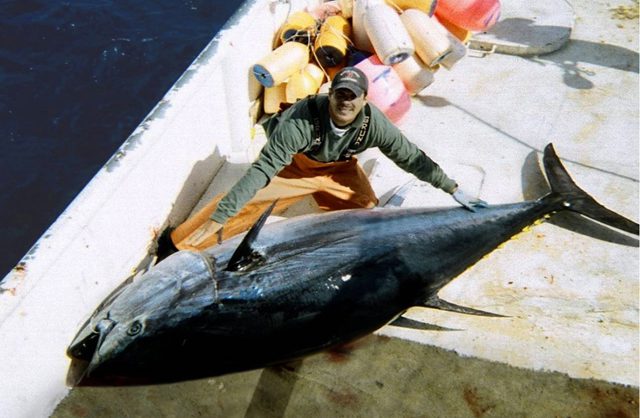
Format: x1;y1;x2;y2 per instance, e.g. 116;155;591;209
0;0;637;416
0;1;319;417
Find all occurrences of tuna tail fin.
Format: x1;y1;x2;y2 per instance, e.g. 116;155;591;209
543;144;639;235
226;201;278;272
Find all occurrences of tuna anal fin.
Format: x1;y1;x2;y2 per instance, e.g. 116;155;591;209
388;315;459;331
226;201;277;272
420;295;506;318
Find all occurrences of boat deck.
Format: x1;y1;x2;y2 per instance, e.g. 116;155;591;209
7;0;640;416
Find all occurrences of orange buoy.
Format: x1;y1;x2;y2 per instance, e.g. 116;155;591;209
364;3;414;65
253;42;310;88
356;55;411;124
278;11;317;44
326;59;347;80
436;14;472;42
435;0;501;32
384;0;437;16
400;9;452;67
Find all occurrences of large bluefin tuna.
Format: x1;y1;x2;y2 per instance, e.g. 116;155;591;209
67;144;638;384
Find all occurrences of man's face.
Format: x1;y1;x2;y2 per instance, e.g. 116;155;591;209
328;88;367;127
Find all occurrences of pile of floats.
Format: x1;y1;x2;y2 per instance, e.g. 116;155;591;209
252;0;501;123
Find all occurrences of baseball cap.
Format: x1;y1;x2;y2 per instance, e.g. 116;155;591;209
331;67;368;97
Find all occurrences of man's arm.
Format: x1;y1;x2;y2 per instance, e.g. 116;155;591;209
211;122;308;224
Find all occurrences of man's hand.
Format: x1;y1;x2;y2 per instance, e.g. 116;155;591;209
452;188;488;212
178;220;224;250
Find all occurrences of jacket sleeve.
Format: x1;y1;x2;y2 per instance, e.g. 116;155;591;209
370;109;457;193
210;120;309;223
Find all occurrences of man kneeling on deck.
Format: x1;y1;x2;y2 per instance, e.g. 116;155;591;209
172;67;485;250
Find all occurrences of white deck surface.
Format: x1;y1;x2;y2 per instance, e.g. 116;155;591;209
0;0;637;417
200;0;639;387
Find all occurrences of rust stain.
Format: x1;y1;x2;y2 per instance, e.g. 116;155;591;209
325;388;360;408
463;386;495;418
587;387;638;418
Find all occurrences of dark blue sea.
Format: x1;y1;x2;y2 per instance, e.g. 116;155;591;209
0;1;244;278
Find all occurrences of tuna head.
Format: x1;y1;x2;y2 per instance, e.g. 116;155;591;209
67;251;216;378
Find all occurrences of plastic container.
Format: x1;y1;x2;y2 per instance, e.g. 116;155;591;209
364;3;414;65
435;0;501;32
253;42;310;88
356;55;411;124
392;53;435;95
314;15;352;68
264;83;288;114
278;11;317;44
384;0;437;16
400;9;452;67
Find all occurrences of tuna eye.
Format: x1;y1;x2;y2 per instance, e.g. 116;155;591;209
127;321;143;336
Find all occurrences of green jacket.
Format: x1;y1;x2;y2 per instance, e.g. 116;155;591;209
211;94;457;223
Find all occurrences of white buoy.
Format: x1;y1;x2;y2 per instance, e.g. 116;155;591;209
352;0;382;53
400;9;452;67
392;53;436;95
439;31;467;70
364;3;414;65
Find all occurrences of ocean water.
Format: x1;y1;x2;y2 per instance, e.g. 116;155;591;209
0;0;243;278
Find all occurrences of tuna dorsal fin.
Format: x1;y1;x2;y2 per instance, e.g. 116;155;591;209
419;294;506;318
388;315;459;331
226;201;277;272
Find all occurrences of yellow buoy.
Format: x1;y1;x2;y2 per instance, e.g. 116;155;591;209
364;2;414;65
264;83;288;114
400;9;452;67
286;70;319;103
278;11;317;44
314;15;352;68
304;63;326;89
253;42;310;88
385;0;437;16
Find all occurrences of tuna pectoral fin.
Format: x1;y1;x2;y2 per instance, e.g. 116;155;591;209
380;180;415;208
389;315;459;331
543;144;639;235
226;201;277;272
420;295;506;318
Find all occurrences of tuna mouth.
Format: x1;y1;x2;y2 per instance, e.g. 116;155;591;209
67;317;116;362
